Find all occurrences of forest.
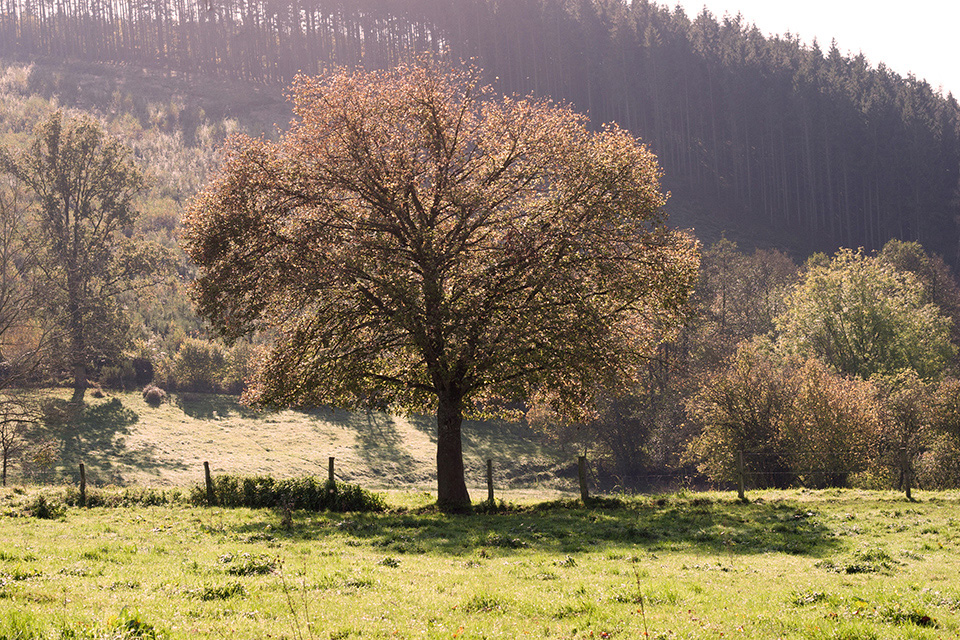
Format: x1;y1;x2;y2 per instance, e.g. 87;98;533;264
1;0;958;263
2;0;960;493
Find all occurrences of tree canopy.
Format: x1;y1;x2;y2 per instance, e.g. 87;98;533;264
775;248;955;380
183;63;699;510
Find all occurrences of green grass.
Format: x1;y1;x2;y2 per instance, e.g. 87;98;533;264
30;390;567;497
2;488;960;639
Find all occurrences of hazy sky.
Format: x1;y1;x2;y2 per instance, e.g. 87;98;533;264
674;1;960;97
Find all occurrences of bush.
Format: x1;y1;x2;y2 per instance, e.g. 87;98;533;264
27;494;65;519
684;340;796;488
189;474;385;512
100;361;136;390
142;384;167;407
916;434;960;489
63;486;180;508
687;342;882;489
132;357;154;386
169;338;229;394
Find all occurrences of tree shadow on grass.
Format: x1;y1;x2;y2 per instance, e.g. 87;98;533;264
223;495;843;558
174;393;263;420
461;418;546;460
44;397;187;485
304;407;429;483
304;407;562;486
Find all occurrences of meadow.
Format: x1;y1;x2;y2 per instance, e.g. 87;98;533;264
3;487;960;639
4;392;959;639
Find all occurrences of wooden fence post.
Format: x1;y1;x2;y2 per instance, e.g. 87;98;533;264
578;456;589;502
204;461;215;506
328;456;335;483
486;459;494;503
79;462;86;507
736;450;746;501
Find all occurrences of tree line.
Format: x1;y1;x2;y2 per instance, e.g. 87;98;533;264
549;237;960;494
2;0;959;265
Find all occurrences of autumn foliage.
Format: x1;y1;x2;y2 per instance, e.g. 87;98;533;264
183;63;699;509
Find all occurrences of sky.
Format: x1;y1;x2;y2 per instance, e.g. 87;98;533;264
673;1;960;97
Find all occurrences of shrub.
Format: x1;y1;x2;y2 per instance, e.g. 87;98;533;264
688;343;883;489
142;384;167;407
684;340;796;488
781;359;879;488
100;361;136;391
132;356;154;386
189;474;385;512
27;494;65;519
916;434;960;489
63;486;179;508
169;338;229;393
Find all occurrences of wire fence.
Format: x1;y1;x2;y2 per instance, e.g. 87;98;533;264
47;448;934;509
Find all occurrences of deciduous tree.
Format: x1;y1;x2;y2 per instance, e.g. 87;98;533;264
782;358;879;488
776;248;954;380
686;341;880;489
878;239;960;347
0;112;171;403
0;176;46;485
685;339;796;488
183;63;699;511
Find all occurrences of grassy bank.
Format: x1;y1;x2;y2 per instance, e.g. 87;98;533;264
2;488;959;639
33;391;567;495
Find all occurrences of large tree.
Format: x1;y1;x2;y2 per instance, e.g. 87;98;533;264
183;63;699;511
776;248;955;381
0;112;170;404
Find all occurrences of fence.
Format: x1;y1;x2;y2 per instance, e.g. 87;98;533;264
65;450;920;507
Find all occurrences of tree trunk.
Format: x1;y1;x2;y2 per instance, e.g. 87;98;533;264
436;390;471;512
71;362;87;405
68;279;86;405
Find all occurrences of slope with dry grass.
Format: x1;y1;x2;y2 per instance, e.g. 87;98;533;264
39;391;569;496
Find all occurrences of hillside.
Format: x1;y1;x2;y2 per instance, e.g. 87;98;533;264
40;391;571;496
5;3;960;497
2;0;959;264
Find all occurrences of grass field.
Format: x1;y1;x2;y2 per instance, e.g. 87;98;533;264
3;487;960;639
8;392;960;639
34;391;569;497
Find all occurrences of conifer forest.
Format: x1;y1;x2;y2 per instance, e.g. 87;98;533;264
2;0;957;262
